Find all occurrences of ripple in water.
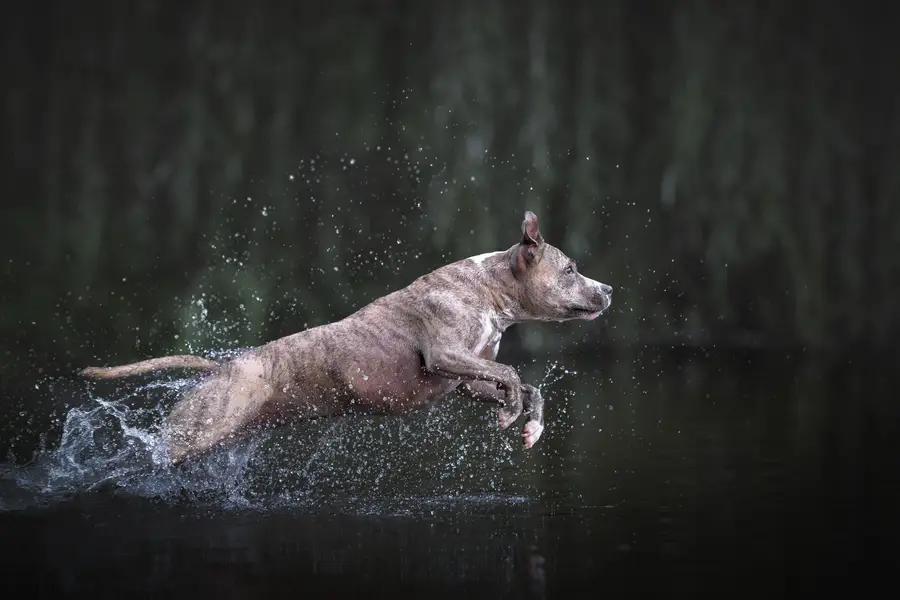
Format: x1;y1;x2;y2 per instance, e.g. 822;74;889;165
0;356;577;515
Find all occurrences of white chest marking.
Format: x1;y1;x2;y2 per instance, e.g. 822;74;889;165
473;313;502;355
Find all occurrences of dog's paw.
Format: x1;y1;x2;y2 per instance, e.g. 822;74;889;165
522;420;544;450
498;406;520;430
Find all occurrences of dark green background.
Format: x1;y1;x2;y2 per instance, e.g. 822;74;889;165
3;0;898;392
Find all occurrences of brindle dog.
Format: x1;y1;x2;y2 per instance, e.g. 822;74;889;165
81;211;613;465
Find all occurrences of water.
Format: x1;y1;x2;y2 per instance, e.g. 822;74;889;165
2;348;898;597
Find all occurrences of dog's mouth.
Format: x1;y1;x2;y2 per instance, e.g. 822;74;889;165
570;295;611;320
570;304;608;320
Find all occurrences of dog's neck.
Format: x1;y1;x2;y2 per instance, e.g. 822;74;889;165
469;248;533;331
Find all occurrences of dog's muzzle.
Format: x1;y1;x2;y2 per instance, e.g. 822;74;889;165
572;281;612;320
600;291;612;311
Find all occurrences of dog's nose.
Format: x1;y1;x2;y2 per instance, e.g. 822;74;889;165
600;283;613;295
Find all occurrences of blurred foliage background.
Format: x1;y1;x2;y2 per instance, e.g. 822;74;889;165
2;0;898;396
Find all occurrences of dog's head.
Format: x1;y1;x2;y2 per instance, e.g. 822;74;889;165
509;211;612;322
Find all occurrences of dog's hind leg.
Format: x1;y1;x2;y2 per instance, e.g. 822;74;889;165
162;359;275;465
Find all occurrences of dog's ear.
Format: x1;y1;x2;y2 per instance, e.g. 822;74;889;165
511;211;544;276
521;211;544;246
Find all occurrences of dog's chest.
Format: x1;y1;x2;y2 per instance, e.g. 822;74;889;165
473;314;503;357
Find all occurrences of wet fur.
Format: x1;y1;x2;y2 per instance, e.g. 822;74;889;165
80;212;612;465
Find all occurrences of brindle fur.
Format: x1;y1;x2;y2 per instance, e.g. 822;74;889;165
79;211;612;465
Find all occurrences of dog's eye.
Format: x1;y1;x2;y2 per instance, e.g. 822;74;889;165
564;265;574;275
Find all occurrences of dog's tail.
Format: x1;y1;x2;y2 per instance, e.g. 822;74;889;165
79;355;220;380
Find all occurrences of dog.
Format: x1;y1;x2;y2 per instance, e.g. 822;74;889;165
80;211;612;465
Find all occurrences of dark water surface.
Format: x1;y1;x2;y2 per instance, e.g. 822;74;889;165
1;349;897;598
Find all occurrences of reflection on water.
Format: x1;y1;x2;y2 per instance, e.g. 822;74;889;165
2;349;898;597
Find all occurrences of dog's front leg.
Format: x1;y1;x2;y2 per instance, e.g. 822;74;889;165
457;380;505;405
422;347;523;430
521;385;545;450
459;381;545;449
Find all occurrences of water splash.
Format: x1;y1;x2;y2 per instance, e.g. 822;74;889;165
540;361;580;389
0;361;552;515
